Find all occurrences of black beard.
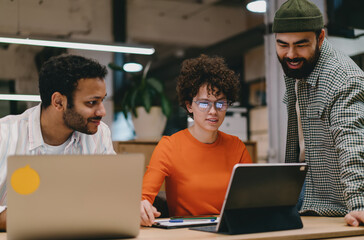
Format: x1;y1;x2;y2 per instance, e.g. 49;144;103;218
63;107;101;135
278;45;320;79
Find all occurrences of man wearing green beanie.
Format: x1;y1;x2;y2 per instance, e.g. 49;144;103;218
273;0;364;227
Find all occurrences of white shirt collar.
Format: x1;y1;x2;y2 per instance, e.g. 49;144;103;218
27;104;81;151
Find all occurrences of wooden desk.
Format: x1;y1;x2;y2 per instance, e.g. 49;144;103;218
0;217;363;240
134;217;364;240
113;141;158;170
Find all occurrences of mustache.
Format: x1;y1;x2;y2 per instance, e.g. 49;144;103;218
284;57;305;63
88;116;102;121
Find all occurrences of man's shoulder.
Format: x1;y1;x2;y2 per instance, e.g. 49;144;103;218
315;41;363;94
97;121;112;138
323;41;364;78
98;121;111;130
73;121;114;154
0;105;37;125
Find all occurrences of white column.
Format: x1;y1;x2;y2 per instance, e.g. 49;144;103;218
265;0;287;163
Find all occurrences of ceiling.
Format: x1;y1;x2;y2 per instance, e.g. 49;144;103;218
125;0;265;72
0;0;265;75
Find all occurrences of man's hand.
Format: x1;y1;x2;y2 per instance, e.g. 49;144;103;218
345;211;364;226
0;209;6;231
140;200;161;227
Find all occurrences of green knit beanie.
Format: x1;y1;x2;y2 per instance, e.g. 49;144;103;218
272;0;324;33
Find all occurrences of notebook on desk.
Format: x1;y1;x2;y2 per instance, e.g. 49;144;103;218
153;216;219;229
191;163;307;235
6;154;144;240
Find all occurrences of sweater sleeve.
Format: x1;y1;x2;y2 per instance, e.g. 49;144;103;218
142;136;173;204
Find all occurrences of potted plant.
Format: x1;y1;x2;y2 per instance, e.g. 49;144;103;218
109;61;172;140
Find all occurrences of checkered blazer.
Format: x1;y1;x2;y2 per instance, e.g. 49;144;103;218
283;39;364;216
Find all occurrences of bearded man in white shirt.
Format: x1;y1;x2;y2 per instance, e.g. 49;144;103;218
0;54;116;230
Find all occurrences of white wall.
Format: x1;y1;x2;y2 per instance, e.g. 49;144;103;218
245;45;265;82
328;36;364;57
264;0;287;163
244;45;269;162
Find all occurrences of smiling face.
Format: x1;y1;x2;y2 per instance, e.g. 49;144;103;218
186;84;227;134
63;77;107;134
275;30;324;79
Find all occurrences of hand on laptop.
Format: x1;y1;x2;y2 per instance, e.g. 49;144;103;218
345;211;364;226
140;200;161;226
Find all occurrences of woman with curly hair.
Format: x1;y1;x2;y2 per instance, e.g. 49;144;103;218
140;54;252;226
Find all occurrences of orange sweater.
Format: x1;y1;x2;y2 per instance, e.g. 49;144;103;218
142;129;252;217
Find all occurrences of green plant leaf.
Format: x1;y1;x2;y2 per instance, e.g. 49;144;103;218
120;91;130;119
143;90;152;113
130;88;139;117
129;88;138;109
109;60;172;118
161;94;172;118
143;61;152;80
146;77;163;93
122;105;130;119
108;63;124;71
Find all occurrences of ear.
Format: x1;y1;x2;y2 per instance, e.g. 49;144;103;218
51;92;67;111
186;101;193;113
318;29;325;48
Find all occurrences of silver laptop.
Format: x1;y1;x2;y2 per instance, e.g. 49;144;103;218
6;154;144;240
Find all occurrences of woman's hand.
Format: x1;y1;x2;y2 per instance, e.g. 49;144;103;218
140;200;161;226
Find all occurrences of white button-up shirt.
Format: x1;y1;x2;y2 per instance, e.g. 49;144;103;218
0;104;115;206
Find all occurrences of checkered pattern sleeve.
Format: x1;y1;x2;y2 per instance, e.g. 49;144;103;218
330;76;364;211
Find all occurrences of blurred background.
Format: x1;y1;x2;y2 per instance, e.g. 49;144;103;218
1;0;364;163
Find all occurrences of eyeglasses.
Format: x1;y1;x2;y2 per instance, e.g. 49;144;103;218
193;100;230;112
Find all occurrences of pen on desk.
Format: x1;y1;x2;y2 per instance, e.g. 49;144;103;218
169;219;184;223
169;218;216;223
170;217;217;220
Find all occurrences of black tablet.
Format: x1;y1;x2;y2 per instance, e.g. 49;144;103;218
192;163;307;235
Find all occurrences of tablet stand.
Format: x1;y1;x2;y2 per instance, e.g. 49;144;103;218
221;205;303;234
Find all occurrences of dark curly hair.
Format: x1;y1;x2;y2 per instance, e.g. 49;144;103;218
176;54;240;117
39;54;107;109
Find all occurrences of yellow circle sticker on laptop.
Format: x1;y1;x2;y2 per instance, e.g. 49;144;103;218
11;165;40;195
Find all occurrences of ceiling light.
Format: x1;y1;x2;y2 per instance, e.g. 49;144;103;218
246;0;266;13
0;94;41;102
123;63;143;73
0;36;155;55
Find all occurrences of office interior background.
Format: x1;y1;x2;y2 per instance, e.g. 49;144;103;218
0;0;364;163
